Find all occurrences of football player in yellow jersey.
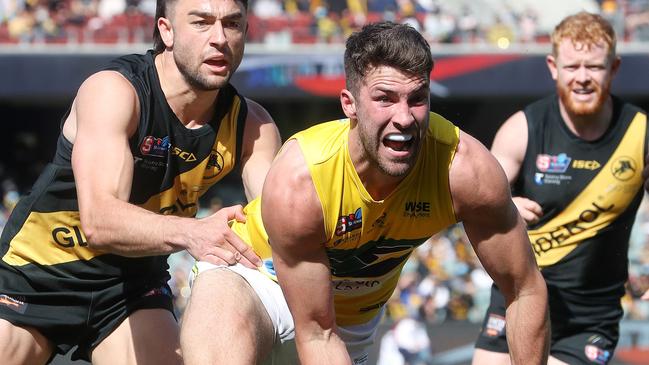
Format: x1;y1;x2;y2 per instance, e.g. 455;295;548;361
182;22;549;365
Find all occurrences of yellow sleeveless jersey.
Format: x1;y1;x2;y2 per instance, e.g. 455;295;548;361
233;112;459;326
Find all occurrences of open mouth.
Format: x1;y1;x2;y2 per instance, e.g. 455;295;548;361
573;88;594;95
383;133;414;152
204;59;228;72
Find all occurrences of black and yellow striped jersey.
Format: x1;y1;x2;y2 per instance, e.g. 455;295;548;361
514;95;648;299
1;51;247;289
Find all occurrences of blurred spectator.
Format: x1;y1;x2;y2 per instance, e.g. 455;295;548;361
625;0;649;40
252;0;283;19
377;326;406;365
601;0;626;38
2;0;649;45
97;0;125;20
315;6;343;42
377;314;433;365
485;15;514;48
517;6;538;43
421;7;456;43
456;5;479;42
393;315;434;365
7;6;35;42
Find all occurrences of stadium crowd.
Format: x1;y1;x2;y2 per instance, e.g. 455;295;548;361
1;0;649;45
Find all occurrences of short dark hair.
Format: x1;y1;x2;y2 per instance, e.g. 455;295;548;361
152;0;249;54
344;22;433;94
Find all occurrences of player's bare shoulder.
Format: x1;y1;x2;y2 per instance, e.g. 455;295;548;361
491;110;528;168
244;97;277;127
261;139;326;245
239;97;281;160
450;131;512;220
65;71;139;144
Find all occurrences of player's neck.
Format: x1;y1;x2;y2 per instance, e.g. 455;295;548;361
349;154;402;201
559;98;613;142
362;173;401;201
155;53;218;128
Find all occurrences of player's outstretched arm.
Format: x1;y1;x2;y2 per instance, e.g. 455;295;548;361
450;131;549;365
70;71;260;267
262;140;352;365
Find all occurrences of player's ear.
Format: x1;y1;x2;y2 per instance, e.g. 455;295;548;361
158;17;174;48
340;89;357;119
546;54;558;81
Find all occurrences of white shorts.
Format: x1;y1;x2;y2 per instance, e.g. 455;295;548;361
191;261;382;365
191;261;295;343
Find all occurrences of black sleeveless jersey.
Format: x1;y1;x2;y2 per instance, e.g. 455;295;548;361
513;95;647;300
0;51;247;290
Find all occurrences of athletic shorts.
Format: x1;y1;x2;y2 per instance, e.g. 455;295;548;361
0;264;174;362
192;261;383;365
475;285;620;365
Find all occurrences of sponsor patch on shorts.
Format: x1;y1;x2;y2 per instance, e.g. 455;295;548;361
0;294;27;314
483;313;506;337
142;286;172;298
584;335;611;364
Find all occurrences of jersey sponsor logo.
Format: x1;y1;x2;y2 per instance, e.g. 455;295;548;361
584;335;611;364
51;225;88;248
536;153;571;173
140;136;200;163
572;159;601;170
140;135;170;158
203;149;225;179
137;158;166;171
171;146;197;162
484;313;506;337
142;285;172;298
328;237;424;277
372;213;387;229
404;201;431;217
611;156;637;181
332;279;380;292
531;201;613;255
533;173;572;186
332;232;361;246
335;208;362;236
0;294;27;314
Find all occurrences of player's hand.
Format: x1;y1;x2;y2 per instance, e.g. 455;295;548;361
188;205;262;269
512;197;543;225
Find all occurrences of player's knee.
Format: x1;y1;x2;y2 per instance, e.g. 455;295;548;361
0;320;52;365
191;268;248;298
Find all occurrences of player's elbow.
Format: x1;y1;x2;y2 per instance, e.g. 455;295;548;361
78;207;110;250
